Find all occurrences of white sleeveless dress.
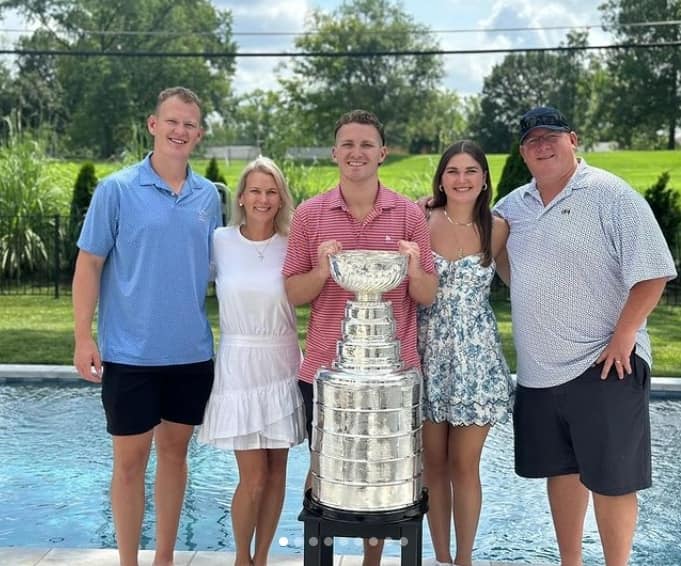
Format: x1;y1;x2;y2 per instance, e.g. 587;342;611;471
198;226;306;450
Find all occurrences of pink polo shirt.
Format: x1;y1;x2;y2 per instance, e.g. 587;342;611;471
282;184;435;383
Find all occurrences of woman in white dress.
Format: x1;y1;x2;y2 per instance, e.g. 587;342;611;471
199;157;305;566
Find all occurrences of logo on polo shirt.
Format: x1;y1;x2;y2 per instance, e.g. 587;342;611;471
198;209;210;222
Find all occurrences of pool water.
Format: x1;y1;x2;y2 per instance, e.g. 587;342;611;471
1;383;680;565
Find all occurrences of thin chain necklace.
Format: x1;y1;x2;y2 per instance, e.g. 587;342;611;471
254;235;275;261
242;226;276;262
443;208;474;227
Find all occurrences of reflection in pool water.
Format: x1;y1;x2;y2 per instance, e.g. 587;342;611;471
1;383;680;565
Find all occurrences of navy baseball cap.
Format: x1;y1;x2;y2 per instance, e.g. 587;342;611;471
519;106;571;143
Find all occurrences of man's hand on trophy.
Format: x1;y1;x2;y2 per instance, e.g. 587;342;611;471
397;240;421;276
317;239;343;278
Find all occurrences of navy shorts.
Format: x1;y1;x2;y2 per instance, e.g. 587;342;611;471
513;352;651;496
298;380;314;448
101;360;214;436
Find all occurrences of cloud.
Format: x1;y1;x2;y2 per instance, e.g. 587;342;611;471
187;0;616;95
212;0;315;93
436;0;611;96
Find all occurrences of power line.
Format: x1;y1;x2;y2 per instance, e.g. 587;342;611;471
1;41;680;58
0;20;680;38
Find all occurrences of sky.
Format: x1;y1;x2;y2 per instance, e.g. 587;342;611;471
0;0;611;96
214;0;611;95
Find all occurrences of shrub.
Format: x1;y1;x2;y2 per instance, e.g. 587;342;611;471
0;123;65;283
67;163;98;271
205;157;227;185
644;172;681;266
495;141;532;203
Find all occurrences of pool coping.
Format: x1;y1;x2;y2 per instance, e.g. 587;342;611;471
1;364;680;398
0;548;554;566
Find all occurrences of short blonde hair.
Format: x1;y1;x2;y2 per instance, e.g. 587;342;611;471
231;157;294;236
155;86;202;116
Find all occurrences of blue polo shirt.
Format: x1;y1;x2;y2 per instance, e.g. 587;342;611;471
77;154;222;365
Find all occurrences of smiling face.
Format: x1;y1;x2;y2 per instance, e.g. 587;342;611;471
238;170;282;229
332;122;387;185
519;127;579;184
147;95;203;162
440;151;486;207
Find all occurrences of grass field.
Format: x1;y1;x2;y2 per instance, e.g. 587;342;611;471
47;148;681;207
8;149;679;373
1;294;680;376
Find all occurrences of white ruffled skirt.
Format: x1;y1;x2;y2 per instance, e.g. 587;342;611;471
198;333;306;450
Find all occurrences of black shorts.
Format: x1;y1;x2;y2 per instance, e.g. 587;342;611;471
298;380;314;449
101;360;214;436
514;352;651;496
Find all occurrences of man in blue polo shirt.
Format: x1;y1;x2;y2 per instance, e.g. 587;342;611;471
73;86;221;566
495;106;677;566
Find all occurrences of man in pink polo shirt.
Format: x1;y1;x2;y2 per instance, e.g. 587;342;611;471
283;109;437;566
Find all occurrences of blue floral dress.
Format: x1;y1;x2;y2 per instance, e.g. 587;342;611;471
417;253;513;425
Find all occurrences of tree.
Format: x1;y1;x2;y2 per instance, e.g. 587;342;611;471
600;0;681;149
406;89;467;154
470;31;594;153
228;89;304;159
205;157;226;185
278;0;444;148
644;172;681;264
495;142;532;203
3;0;237;157
67;163;97;270
8;30;69;138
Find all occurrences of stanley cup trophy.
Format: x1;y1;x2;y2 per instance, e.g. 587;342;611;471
308;250;426;514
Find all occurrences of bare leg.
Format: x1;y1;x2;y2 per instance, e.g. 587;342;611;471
547;474;589;566
423;421;453;564
232;450;269;566
448;424;490;566
253;449;289;566
111;431;154;566
363;538;384;566
593;491;637;566
153;421;194;566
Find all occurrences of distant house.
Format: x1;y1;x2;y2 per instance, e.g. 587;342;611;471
285;147;331;161
585;141;618;152
204;146;261;161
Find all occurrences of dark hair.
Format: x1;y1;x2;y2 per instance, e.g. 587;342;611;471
431;140;494;266
333;109;385;146
155;86;202;116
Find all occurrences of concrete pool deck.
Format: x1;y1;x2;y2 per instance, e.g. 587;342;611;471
0;548;554;566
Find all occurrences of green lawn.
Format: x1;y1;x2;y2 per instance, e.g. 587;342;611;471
47;149;680;207
1;294;680;376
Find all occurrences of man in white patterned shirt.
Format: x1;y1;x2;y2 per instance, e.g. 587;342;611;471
494;106;677;566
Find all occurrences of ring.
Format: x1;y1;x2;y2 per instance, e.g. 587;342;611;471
615;360;622;364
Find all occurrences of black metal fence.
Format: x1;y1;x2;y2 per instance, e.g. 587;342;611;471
1;214;680;305
0;214;74;298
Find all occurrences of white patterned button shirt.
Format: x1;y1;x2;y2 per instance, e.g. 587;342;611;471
494;159;677;388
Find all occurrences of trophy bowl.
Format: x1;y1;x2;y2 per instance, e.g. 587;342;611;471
329;250;408;302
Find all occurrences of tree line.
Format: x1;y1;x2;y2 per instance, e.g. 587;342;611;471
0;0;679;159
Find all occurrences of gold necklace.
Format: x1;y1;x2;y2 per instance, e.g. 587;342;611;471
443;208;474;227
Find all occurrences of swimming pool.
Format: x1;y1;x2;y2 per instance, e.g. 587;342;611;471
1;383;680;565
